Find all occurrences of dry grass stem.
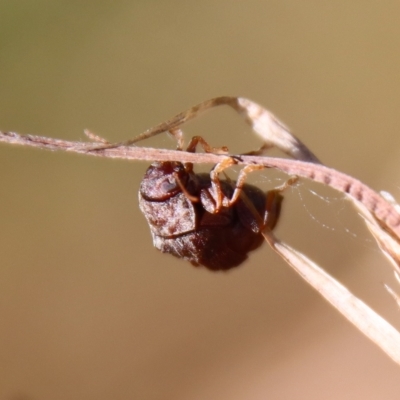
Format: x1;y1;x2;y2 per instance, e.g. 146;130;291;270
102;96;321;163
1;129;399;241
2;96;400;364
263;232;400;365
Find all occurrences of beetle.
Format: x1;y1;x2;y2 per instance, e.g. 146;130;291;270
138;135;284;271
87;95;315;270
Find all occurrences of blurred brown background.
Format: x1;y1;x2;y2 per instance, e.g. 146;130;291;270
1;1;400;399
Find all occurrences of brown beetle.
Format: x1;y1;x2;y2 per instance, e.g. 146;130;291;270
138;136;284;271
89;96;311;270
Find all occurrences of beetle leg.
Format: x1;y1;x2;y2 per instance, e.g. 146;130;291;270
240;143;273;156
173;172;199;203
209;157;238;211
212;162;297;229
274;175;299;192
185;135;229;155
167;128;197;173
210;160;267;212
226;164;265;206
168;128;229;173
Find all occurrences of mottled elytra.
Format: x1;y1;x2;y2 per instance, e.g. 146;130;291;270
138;137;284;271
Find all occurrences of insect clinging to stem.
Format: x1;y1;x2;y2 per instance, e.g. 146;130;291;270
138;130;286;270
127;96;319;270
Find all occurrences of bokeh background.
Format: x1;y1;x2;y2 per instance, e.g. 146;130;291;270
1;2;400;399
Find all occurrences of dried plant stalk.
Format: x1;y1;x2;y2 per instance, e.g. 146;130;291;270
2;130;400;242
263;232;400;365
104;96;321;163
2;96;400;364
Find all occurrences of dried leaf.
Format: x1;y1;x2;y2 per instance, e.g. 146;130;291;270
263;231;400;365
